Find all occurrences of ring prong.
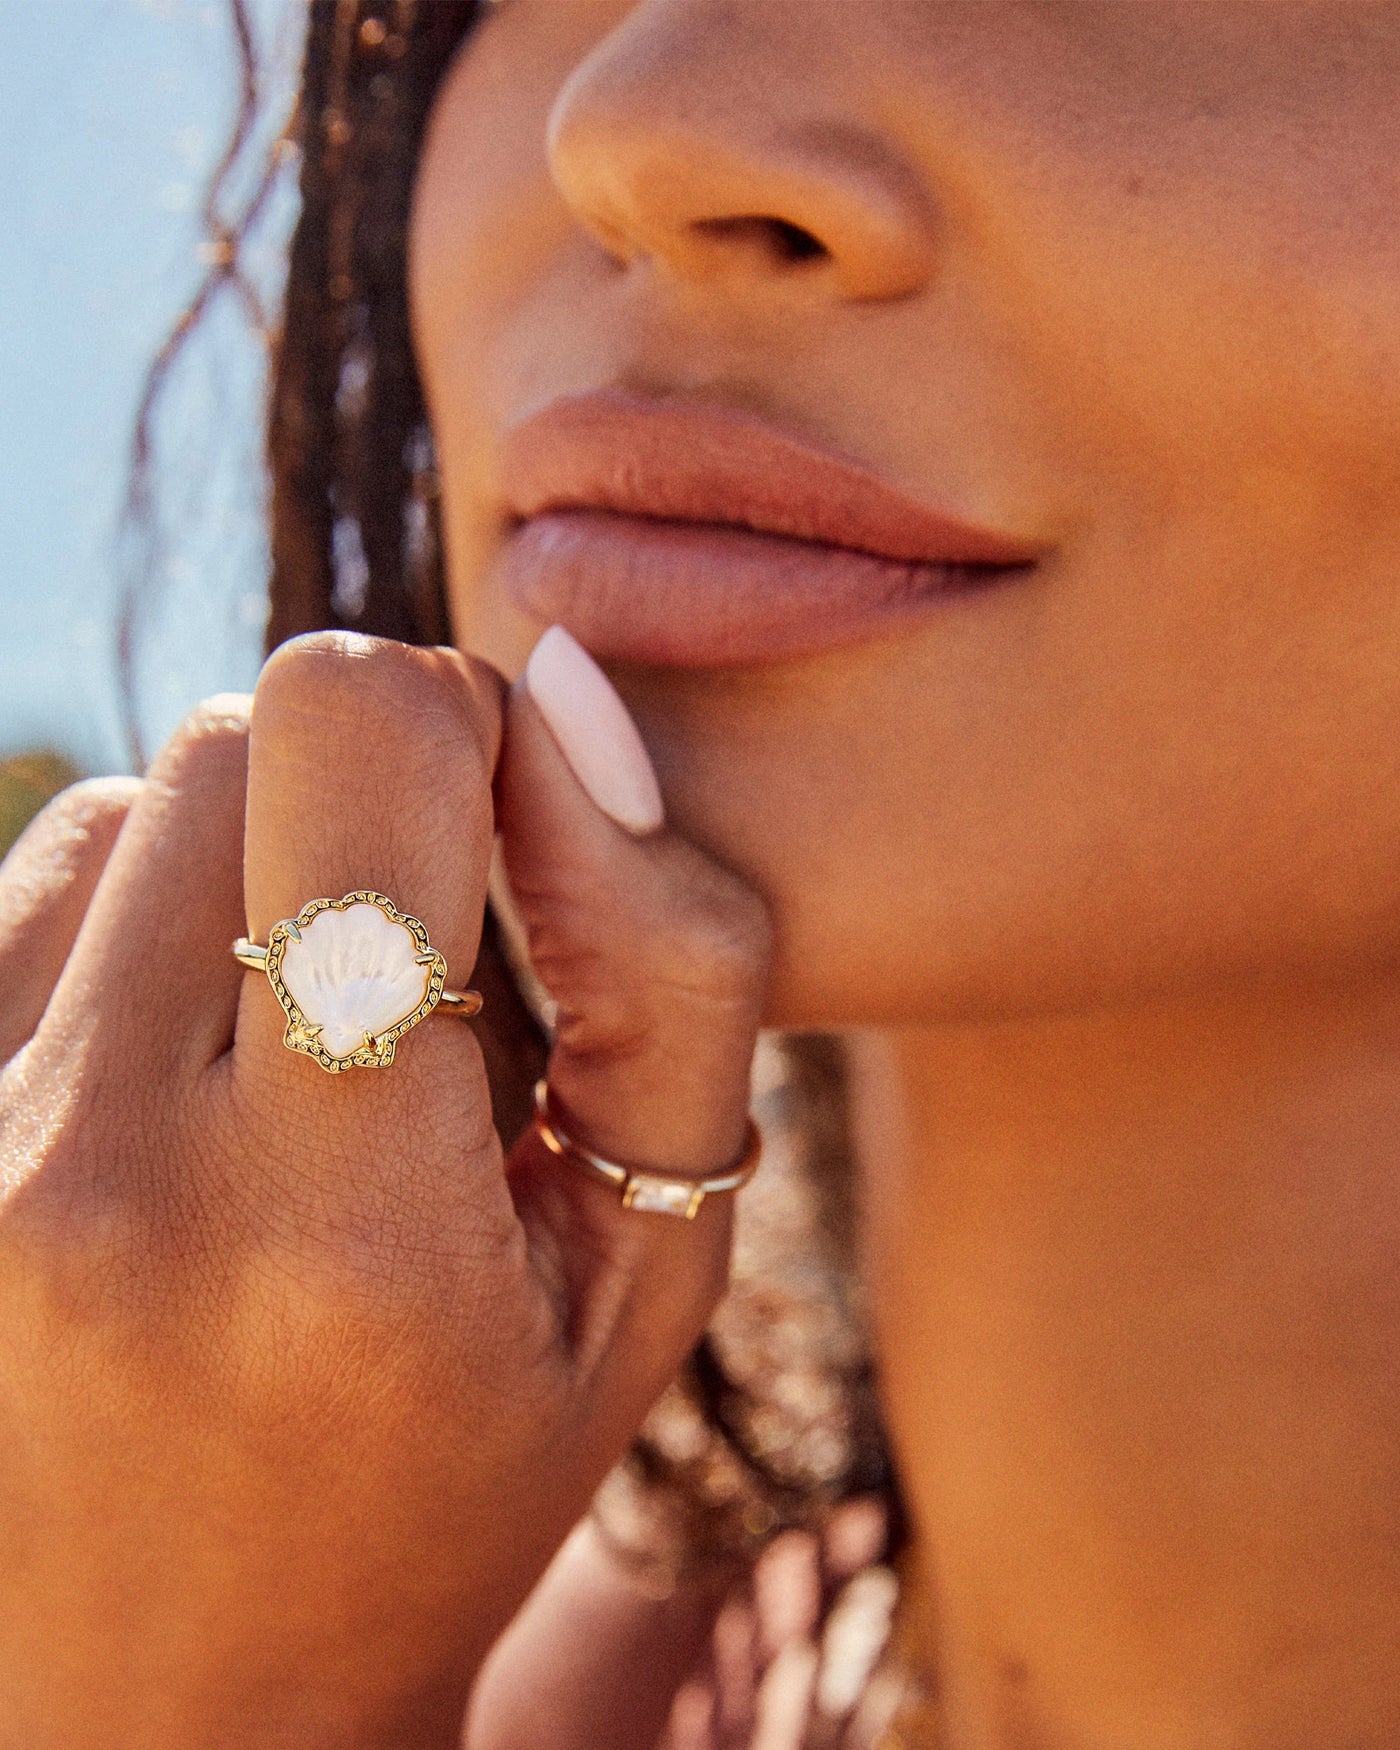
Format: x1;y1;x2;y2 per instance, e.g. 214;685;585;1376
413;950;437;965
283;920;303;942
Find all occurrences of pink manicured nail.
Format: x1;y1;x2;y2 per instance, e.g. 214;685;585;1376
524;625;665;835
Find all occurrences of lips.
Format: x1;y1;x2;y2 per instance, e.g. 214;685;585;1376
497;390;1044;666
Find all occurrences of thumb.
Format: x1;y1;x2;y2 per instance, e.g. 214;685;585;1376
496;625;771;1407
499;626;771;1175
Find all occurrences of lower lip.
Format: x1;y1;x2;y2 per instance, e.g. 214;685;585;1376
501;510;1036;666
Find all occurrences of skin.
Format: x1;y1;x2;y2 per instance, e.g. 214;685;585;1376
2;1;1399;1745
405;0;1400;1744
0;645;770;1749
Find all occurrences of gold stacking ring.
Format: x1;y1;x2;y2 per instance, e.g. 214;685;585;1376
233;889;482;1073
532;1078;761;1219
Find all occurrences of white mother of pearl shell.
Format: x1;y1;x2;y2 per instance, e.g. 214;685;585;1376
278;902;431;1058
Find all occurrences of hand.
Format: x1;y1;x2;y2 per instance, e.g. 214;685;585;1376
0;629;771;1749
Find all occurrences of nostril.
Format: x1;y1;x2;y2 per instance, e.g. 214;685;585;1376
767;218;827;262
690;214;830;266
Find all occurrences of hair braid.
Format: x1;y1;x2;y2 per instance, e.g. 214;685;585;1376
267;0;476;650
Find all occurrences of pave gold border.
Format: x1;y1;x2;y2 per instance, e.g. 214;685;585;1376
264;890;447;1073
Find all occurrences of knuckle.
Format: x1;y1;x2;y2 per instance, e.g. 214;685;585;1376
254;632;387;751
44;774;145;827
654;863;775;1007
147;694;252;791
0;776;144;886
256;632;503;783
517;855;772;1006
512;860;772;1066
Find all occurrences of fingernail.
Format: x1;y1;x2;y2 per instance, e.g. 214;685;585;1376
524;626;665;835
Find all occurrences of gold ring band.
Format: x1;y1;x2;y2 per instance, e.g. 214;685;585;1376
233;889;483;1073
532;1078;760;1220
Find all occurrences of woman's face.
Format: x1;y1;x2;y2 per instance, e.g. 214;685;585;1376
409;0;1400;1028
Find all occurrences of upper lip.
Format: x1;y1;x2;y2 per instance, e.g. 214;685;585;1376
498;389;1045;569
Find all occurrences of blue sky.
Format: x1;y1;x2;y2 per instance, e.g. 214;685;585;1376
1;0;297;775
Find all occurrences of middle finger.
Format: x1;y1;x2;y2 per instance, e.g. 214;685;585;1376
233;632;505;1146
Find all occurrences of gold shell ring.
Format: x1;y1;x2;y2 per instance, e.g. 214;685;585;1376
233;889;483;1073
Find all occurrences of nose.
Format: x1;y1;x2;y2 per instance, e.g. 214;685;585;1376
545;6;938;302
